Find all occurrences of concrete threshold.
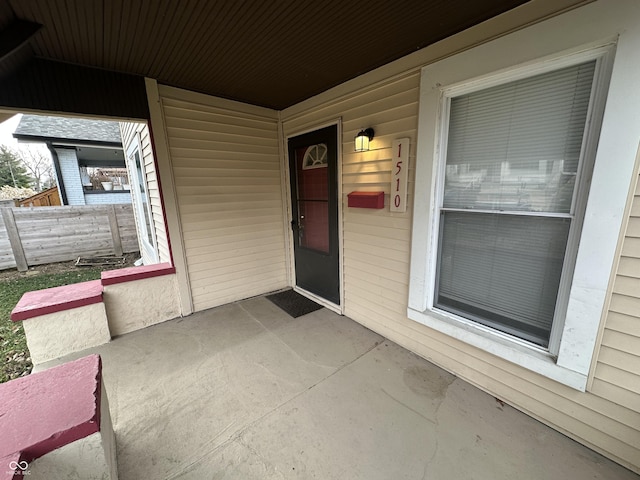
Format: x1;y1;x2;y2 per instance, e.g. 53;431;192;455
37;296;639;480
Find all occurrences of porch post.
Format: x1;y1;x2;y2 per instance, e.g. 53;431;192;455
144;77;194;315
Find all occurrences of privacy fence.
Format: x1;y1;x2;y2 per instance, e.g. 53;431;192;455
0;205;138;271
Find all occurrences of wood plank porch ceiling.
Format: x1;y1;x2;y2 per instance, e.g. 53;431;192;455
1;0;530;110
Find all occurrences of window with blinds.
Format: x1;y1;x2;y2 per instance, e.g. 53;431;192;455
434;60;597;348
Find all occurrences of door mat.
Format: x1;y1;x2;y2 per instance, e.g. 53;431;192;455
266;289;323;318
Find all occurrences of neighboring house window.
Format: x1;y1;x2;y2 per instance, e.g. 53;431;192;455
127;136;158;263
409;43;615;390
81;165;130;192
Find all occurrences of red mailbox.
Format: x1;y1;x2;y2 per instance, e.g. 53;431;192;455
347;191;385;209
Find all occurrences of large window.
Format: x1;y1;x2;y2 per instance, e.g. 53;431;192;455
408;41;618;390
127;135;158;263
80;165;130;192
435;61;596;348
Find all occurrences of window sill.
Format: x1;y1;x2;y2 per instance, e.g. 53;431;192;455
407;307;588;391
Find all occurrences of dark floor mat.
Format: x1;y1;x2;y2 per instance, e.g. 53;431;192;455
266;289;323;318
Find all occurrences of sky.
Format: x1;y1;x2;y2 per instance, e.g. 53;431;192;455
0;113;50;154
0;113;55;189
0;113;22;148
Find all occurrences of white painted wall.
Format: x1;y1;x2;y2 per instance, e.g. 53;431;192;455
55;148;85;205
103;274;180;336
23;303;111;365
85;192;131;205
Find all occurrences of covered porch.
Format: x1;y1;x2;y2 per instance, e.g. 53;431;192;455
2;0;640;476
35;296;636;480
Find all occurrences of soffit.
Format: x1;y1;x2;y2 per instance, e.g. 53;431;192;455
0;0;538;110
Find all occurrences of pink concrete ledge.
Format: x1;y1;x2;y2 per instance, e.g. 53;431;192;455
0;355;102;466
100;262;175;286
10;280;103;322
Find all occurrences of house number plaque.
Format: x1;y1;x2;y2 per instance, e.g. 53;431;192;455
390;138;409;213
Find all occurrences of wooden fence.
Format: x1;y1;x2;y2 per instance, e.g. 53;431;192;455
0;205;138;271
17;186;61;207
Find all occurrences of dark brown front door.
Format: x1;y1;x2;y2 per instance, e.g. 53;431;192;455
288;125;340;305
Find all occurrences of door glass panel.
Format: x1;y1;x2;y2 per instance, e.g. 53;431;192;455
295;145;329;253
302;144;328;169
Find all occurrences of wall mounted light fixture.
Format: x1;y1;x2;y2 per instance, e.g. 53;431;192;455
354;128;375;152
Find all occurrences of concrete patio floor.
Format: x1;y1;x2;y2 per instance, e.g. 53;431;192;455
39;295;638;480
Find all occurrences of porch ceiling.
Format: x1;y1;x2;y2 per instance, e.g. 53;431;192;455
0;0;535;110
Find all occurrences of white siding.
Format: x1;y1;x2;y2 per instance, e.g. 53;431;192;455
119;121;171;264
158;86;287;311
56;148;85;205
84;192;131;205
280;4;640;474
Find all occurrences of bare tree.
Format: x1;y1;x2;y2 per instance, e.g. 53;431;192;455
17;145;54;191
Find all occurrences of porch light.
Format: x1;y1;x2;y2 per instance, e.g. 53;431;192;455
354;128;374;152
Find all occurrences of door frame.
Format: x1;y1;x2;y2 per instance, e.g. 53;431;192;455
282;118;344;314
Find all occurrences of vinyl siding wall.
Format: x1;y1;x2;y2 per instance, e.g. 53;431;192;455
591;168;640;422
120;121;171;264
280;3;640;473
157;85;287;312
55;148;85;205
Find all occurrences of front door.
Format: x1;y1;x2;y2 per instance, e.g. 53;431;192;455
288;125;340;305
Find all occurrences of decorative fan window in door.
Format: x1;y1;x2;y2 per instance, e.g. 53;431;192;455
302;143;328;170
294;142;330;253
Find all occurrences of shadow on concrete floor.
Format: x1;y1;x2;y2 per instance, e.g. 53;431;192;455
39;296;639;480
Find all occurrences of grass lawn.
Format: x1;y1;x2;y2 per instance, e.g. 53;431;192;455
0;268;105;383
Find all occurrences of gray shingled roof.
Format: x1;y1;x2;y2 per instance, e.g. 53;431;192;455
13;114;122;144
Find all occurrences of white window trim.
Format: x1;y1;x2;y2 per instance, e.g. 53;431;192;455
127;134;159;264
408;34;622;391
437;50;612;351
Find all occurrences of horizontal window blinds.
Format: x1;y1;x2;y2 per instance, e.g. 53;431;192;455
444;61;596;214
436;60;597;347
437;212;570;346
